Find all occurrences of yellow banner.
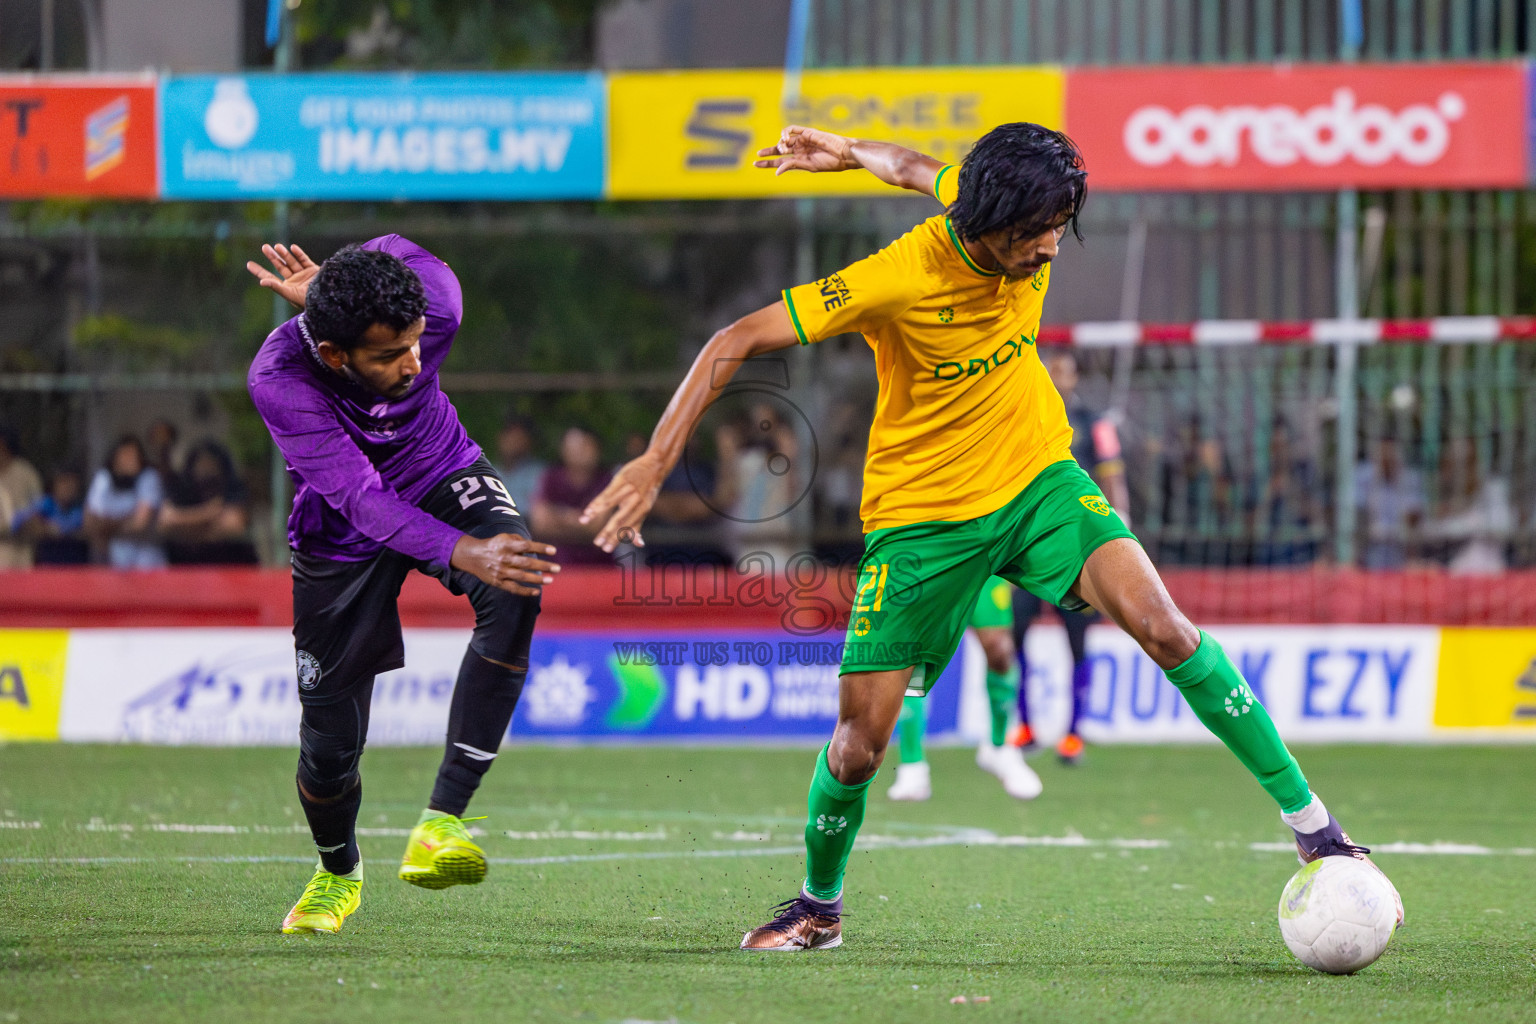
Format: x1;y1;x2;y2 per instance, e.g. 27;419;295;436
0;629;69;741
608;66;1064;199
1433;628;1536;730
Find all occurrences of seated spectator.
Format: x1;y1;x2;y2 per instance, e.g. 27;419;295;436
641;434;731;567
530;426;613;565
145;418;181;483
12;468;89;565
0;427;44;569
1250;418;1322;566
85;436;166;569
493;415;545;512
1424;437;1513;575
159;440;258;565
1354;436;1423;570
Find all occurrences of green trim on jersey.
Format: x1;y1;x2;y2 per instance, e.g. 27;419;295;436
944;217;1000;277
933;163;955;203
782;288;811;345
840;459;1136;693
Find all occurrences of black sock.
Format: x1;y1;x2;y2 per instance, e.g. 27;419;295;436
298;777;362;875
429;650;526;816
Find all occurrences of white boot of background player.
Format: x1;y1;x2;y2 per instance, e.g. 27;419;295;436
976;743;1043;800
887;760;932;802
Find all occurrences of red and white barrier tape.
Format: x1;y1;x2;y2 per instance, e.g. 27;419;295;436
1037;316;1536;347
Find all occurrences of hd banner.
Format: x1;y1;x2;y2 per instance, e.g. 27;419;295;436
159;72;605;200
1065;62;1528;190
54;629;965;746
0;76;157;198
606;66;1064;199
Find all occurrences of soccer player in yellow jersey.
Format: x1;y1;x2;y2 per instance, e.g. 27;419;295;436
582;122;1400;951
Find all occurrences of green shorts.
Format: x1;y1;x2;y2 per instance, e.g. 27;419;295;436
841;459;1136;694
968;576;1015;631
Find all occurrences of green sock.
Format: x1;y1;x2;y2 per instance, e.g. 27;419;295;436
896;695;927;764
1165;630;1311;813
985;665;1019;747
803;744;874;900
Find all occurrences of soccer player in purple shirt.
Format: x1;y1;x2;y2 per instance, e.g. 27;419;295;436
246;236;560;935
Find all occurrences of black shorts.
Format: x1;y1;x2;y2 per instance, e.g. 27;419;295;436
291;455;540;704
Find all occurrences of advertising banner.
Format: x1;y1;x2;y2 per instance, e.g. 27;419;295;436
1433;628;1536;732
159;72;604;200
0;76;157;198
1018;624;1441;744
607;66;1064;199
1066;62;1527;190
0;630;70;741
56;628;965;745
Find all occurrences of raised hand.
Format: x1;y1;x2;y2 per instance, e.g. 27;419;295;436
246;243;320;310
578;454;666;553
451;534;560;596
753;124;860;176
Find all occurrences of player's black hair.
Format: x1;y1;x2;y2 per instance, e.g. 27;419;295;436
948;122;1087;244
304;245;428;351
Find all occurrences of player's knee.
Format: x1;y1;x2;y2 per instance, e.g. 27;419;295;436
296;756;358;802
984;639;1015;675
1128;604;1199;668
828;723;888;785
297;719;363;799
467;588;539;666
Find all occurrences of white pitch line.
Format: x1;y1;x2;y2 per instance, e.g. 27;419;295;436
5;833;1535;868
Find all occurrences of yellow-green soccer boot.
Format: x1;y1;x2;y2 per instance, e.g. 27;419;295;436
398;811;488;890
281;861;363;934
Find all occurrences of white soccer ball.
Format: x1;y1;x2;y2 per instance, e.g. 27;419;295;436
1278;857;1398;974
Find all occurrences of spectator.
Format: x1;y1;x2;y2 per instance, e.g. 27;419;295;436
1155;417;1238;565
641;434;731;567
85;435;166;569
12;468;89;565
0;427;45;569
530;426;613;565
493;415;545;512
1424;437;1513;575
159;440;258;565
145;418;181;483
722;402;804;566
1354;436;1423;570
1250;418;1322;565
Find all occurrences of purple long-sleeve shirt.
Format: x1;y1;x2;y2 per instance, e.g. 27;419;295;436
248;235;481;570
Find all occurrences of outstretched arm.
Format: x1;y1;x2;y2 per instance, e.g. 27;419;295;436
246;243;320;310
579;302;800;552
754;125;945;199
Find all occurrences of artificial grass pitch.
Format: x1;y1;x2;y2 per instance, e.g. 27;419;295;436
2;743;1533;1023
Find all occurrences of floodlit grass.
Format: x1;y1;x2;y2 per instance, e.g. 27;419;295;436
2;743;1533;1023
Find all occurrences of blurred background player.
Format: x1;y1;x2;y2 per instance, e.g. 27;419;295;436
246;238;560;935
1011;350;1131;764
887;575;1041;801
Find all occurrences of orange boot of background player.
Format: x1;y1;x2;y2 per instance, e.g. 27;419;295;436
1056;732;1085;765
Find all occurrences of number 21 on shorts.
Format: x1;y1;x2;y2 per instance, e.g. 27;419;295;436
855;563;889;612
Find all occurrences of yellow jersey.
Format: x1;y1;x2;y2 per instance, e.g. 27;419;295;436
781;165;1074;532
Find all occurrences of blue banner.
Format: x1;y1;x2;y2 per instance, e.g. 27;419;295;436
160;73;604;200
514;631;964;741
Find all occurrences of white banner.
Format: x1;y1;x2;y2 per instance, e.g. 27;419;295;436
57;624;1441;746
961;624;1441;745
60;628;473;745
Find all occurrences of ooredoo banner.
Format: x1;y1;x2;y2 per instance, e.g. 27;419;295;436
0;76;158;198
1065;62;1528;190
159;73;605;200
